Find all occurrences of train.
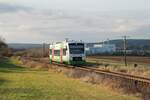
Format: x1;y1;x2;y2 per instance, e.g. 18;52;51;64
49;40;86;65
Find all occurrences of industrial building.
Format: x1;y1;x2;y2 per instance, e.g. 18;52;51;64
85;42;116;55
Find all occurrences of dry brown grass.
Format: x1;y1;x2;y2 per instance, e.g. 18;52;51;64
87;56;150;79
142;71;150;78
15;57;149;100
1;57;139;100
15;57;49;70
89;56;150;64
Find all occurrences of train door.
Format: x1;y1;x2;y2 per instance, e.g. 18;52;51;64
52;48;54;63
60;48;63;63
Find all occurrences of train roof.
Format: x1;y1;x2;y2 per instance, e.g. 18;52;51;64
50;40;84;45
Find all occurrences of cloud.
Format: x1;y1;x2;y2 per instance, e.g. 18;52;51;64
0;5;150;43
0;3;31;13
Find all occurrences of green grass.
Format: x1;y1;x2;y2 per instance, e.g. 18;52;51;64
0;58;139;100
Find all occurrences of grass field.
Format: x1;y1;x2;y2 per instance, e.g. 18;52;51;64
87;56;150;78
87;56;150;68
88;56;150;65
0;58;138;100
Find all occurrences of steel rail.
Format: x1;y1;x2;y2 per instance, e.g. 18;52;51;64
51;63;150;84
23;57;150;84
78;67;150;83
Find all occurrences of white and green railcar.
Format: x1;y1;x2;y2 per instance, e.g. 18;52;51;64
49;40;86;65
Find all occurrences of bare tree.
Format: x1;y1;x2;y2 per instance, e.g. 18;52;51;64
0;36;9;57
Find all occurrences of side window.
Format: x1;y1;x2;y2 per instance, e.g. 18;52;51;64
54;50;60;56
63;49;66;55
49;49;52;55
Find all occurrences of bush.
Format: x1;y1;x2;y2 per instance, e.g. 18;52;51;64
14;47;49;58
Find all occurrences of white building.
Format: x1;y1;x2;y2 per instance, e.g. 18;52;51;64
85;43;116;55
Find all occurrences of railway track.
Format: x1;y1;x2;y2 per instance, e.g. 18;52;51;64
51;62;150;99
21;57;150;98
80;67;150;83
51;63;150;84
23;57;150;84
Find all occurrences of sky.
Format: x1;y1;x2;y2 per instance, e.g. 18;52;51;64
0;0;150;43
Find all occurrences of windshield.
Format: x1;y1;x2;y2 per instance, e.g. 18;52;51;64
69;43;84;54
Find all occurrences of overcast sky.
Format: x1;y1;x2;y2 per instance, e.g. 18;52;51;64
0;0;150;43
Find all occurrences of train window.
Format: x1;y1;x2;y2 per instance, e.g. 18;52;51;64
63;49;66;55
54;50;60;56
69;43;84;54
49;49;52;55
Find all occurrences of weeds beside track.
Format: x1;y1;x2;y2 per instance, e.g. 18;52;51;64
21;57;150;99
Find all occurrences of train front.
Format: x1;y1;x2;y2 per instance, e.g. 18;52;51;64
68;42;86;66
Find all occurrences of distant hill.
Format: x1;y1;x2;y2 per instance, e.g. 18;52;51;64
8;39;150;50
105;39;150;50
8;43;48;49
